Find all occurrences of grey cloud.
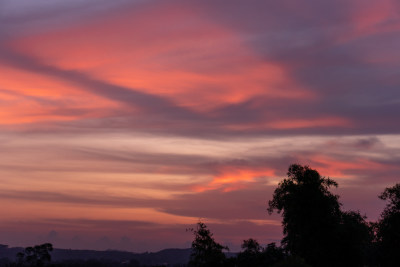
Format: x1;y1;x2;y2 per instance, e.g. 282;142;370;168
201;1;400;135
0;0;134;40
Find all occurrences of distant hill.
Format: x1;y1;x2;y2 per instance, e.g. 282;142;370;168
0;245;22;260
0;245;191;266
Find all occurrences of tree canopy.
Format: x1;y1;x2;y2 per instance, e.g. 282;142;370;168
237;240;285;267
268;164;342;266
16;243;53;267
188;222;228;267
375;183;400;266
268;164;371;266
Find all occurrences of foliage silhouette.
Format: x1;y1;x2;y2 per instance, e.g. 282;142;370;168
237;238;263;267
336;210;373;266
187;222;228;267
16;243;53;267
268;164;341;266
268;164;372;266
271;256;311;267
237;240;285;267
262;243;286;266
375;183;400;266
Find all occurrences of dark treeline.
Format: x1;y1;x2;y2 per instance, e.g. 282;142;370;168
0;245;188;267
1;164;399;267
187;164;400;267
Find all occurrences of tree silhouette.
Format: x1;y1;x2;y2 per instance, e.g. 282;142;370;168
268;164;372;266
272;256;311;267
268;164;342;266
16;243;53;267
188;222;228;267
375;183;400;266
336;210;372;266
261;243;286;266
237;238;263;267
237;240;286;267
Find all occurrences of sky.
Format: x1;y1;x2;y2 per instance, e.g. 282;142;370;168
0;0;400;252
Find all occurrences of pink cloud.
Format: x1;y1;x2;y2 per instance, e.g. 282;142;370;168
6;1;312;118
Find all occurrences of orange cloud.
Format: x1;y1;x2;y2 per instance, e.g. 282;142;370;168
268;117;352;129
225;116;351;131
192;167;275;192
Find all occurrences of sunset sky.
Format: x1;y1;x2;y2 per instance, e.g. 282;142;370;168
1;0;400;252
